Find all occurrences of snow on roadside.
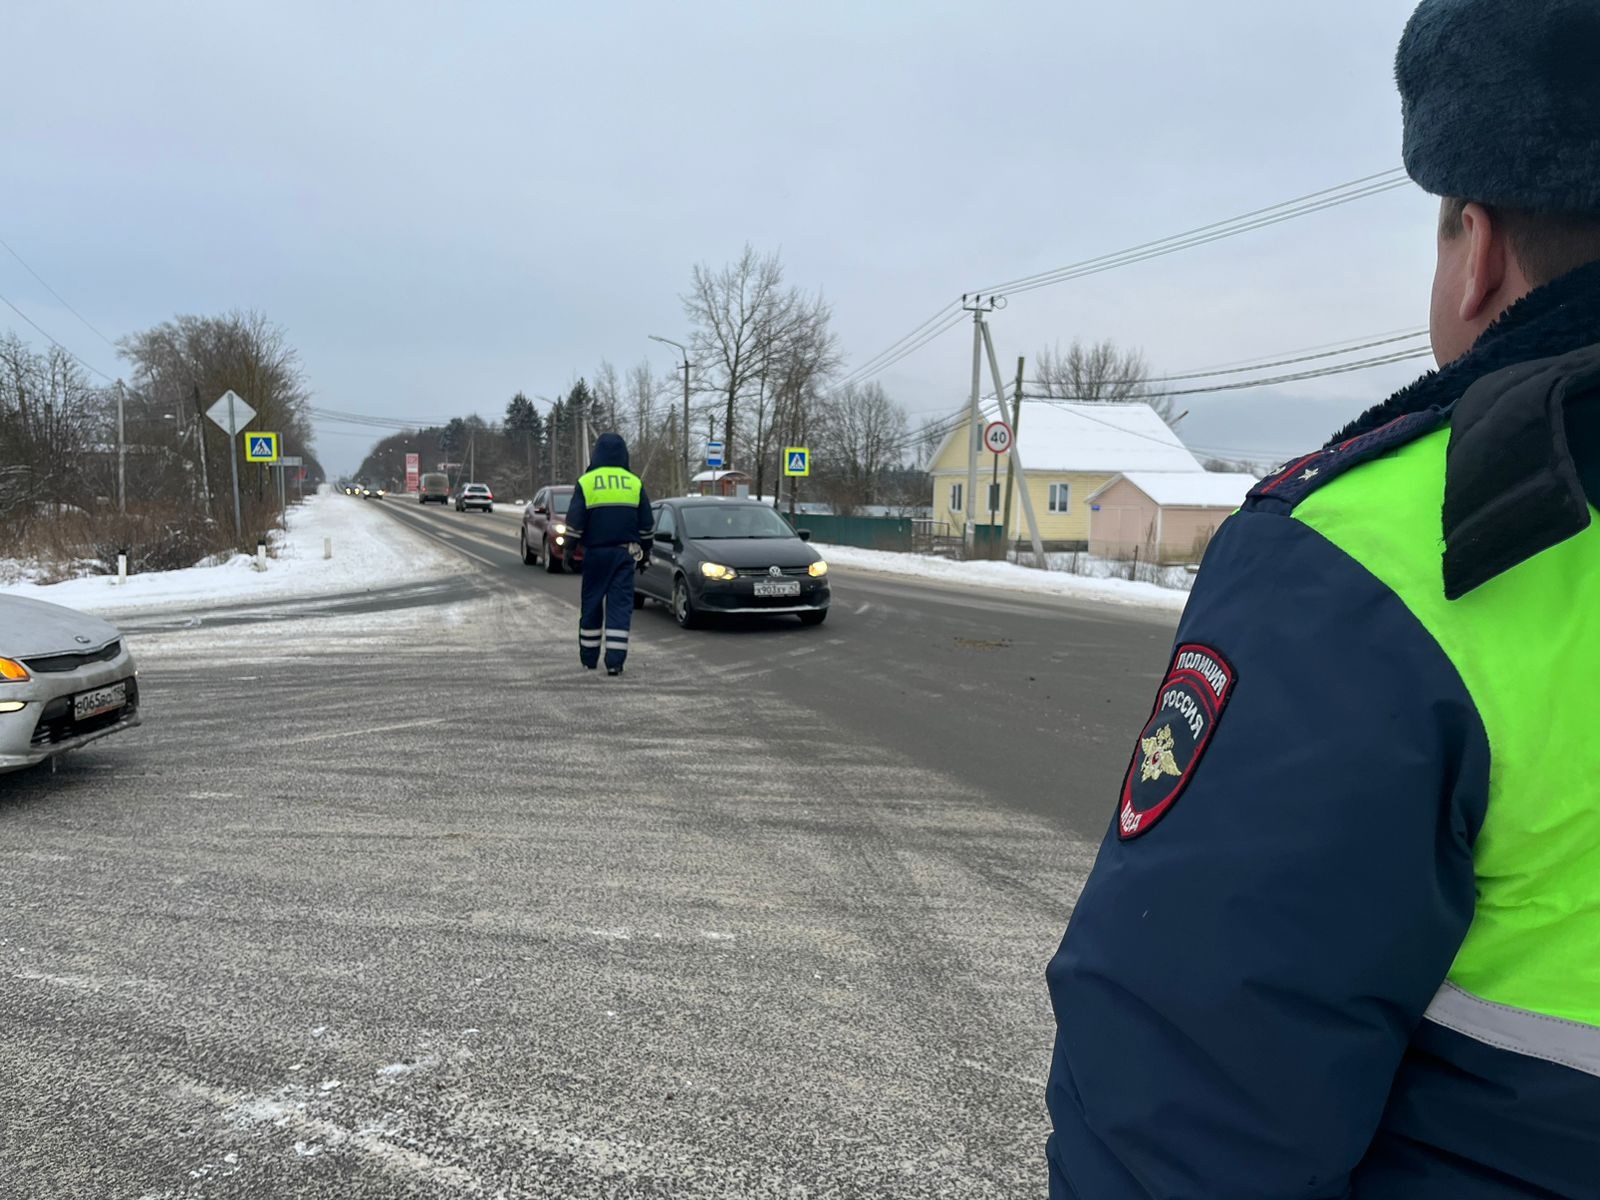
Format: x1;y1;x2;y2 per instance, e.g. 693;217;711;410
816;543;1191;613
0;488;455;616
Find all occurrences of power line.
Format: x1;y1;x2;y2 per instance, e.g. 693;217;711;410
989;180;1412;301
0;288;119;384
832;168;1413;394
1027;346;1431;401
974;169;1408;298
0;234;120;350
1029;330;1431;390
1178;324;1428;374
832;302;963;390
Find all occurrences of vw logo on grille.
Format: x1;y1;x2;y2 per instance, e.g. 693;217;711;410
768;565;783;577
74;636;92;644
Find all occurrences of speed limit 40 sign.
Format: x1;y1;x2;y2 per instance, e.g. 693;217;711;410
983;420;1014;455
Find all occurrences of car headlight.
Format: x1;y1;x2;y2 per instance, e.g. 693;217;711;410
0;657;31;683
700;562;737;581
809;561;829;577
553;522;566;534
554;536;564;546
377;490;386;496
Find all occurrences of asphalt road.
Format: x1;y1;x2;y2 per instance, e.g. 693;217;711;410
0;497;1178;1199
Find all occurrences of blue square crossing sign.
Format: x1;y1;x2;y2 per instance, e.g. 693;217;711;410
245;432;280;463
783;447;810;477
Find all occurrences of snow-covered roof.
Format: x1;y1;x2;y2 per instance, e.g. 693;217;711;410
1101;471;1259;508
691;469;749;482
933;401;1203;474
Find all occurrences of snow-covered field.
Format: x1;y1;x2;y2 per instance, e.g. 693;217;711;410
0;488;455;616
817;544;1192;613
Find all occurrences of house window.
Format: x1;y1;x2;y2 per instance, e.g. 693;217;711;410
950;483;963;513
1048;483;1071;514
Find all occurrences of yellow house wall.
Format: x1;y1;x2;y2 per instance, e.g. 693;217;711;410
930;469;1114;543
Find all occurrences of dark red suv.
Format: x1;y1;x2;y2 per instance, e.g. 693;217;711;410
520;486;582;573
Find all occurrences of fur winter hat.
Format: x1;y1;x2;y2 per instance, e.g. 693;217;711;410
1398;0;1600;213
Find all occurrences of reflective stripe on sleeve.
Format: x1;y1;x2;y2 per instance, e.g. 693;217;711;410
1424;981;1600;1080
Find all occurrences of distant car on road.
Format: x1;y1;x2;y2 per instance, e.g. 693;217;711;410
636;497;830;628
0;596;142;775
520;486;582;572
418;472;450;505
455;483;494;513
357;481;385;499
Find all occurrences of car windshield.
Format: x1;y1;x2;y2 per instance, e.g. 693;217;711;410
551;492;571;515
681;505;796;540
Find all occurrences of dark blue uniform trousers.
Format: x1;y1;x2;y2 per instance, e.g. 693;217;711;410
578;545;635;671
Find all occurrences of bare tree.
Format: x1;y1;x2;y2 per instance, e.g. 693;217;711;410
682;244;796;460
1033;338;1175;424
758;295;840;501
911;415;948;470
813;381;909;515
0;333;108;525
622;359;676;495
120;311;314;514
592;360;622;432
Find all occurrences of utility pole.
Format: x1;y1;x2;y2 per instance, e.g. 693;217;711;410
116;380;127;514
649;334;692;496
1002;355;1024;550
961;296;998;555
226;391;243;542
978;313;1045;565
191;385;212;513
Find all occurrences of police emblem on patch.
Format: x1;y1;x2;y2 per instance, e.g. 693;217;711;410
1118;643;1235;840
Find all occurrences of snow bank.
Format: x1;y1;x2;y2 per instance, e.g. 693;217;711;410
0;488;453;615
817;544;1190;613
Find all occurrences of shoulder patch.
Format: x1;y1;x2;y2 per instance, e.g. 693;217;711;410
1118;644;1236;841
1246;406;1451;511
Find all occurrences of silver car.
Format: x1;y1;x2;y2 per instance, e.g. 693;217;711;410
0;596;142;774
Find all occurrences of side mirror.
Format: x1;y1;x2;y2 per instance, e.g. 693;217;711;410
534;506;548;515
654;531;674;545
797;529;812;542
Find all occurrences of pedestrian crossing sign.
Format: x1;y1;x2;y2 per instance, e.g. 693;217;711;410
245;432;280;463
784;447;810;477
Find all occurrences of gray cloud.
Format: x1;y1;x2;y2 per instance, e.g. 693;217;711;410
2;0;1436;473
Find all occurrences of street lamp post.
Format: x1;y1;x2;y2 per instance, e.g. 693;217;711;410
649;334;691;497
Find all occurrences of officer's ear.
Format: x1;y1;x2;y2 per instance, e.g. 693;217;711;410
1458;203;1534;326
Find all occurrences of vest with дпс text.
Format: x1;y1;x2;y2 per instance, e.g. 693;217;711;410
576;467;642;510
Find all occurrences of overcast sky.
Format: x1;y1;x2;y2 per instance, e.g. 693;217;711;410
4;0;1435;475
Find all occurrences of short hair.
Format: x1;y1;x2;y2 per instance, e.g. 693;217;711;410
1440;197;1600;287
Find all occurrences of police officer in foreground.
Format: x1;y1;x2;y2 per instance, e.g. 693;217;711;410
1046;2;1600;1196
563;432;653;675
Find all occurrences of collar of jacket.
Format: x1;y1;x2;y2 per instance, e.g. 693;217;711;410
1329;260;1600;600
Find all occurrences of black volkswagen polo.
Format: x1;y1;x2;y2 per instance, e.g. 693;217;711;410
637;498;830;628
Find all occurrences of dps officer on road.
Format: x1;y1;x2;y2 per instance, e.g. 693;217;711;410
1046;2;1600;1196
564;432;653;675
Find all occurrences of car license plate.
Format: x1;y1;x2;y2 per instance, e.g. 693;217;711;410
754;580;801;598
73;681;127;722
